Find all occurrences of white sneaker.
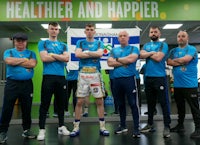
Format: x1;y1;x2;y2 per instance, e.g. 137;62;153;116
65;111;71;117
37;129;45;141
58;126;70;135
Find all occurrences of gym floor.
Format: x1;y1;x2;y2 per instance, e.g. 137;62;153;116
2;102;200;145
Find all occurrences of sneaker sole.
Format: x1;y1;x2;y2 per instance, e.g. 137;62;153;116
100;131;110;136
140;130;152;133
0;136;8;143
37;137;45;141
140;128;155;133
115;129;128;134
163;134;170;138
133;135;141;138
58;131;70;136
70;134;79;137
22;135;36;139
70;132;80;137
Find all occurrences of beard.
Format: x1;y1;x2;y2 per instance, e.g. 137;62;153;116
178;41;187;47
150;35;159;41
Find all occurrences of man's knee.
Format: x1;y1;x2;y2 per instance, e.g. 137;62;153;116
96;98;104;106
76;98;84;106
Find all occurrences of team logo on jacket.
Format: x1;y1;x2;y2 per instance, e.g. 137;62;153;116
160;86;164;90
103;44;112;55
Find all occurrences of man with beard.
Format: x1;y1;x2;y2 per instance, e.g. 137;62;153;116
140;26;171;138
167;31;200;138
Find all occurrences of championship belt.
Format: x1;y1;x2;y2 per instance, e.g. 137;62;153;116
81;67;97;73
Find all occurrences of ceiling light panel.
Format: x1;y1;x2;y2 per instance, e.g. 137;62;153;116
163;24;183;29
41;24;61;29
95;23;112;29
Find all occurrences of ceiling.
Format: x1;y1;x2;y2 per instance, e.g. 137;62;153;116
0;21;200;46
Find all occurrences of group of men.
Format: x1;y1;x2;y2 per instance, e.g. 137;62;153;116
0;22;200;143
139;26;200;139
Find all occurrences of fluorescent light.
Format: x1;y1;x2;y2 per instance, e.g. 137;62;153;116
159;38;166;41
95;23;112;29
40;38;48;41
163;24;183;29
41;24;61;29
41;24;48;29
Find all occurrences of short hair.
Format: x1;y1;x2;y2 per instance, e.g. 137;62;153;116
177;30;189;37
178;30;187;33
150;25;161;31
48;22;59;27
85;23;95;28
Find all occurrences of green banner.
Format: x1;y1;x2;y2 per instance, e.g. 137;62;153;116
0;0;199;21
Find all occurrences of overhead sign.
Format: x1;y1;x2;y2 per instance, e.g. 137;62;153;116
0;0;200;21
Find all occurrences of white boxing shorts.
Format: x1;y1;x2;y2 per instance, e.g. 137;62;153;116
76;71;105;98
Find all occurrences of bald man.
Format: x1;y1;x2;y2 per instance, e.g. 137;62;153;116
167;30;200;138
107;30;140;138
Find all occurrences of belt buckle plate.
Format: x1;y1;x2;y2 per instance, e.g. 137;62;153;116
81;67;97;73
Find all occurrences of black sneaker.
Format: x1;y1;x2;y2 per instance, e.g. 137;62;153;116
170;124;185;132
82;112;88;117
100;129;110;136
0;132;7;143
144;110;157;115
114;126;128;134
140;124;155;133
163;127;170;138
133;130;141;138
113;111;118;114
22;130;36;139
190;129;200;138
112;111;119;116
